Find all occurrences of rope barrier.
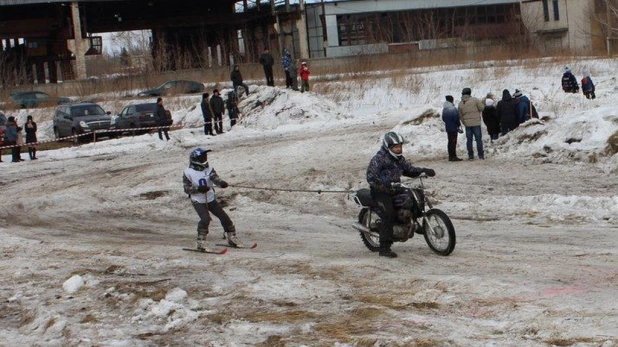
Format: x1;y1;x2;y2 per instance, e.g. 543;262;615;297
0;124;183;150
229;184;353;194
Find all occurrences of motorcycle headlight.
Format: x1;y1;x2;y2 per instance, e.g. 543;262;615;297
79;120;89;128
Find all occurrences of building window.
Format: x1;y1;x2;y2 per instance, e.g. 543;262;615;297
542;0;550;21
552;0;560;21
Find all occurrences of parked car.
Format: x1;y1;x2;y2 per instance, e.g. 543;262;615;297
110;102;170;136
137;80;204;97
52;103;112;144
10;91;71;109
0;111;7;141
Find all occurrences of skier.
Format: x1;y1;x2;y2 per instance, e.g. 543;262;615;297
183;147;244;250
366;131;436;258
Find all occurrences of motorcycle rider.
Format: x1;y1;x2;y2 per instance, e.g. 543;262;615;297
366;131;436;258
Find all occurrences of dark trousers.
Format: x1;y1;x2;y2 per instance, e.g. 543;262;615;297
285;70;292;88
230;116;237;128
447;131;458;159
192;200;234;235
27;145;37;159
584;91;596;99
157;126;170;141
214;112;223;134
233;83;250;97
5;141;20;162
371;189;396;247
203;117;214;135
501;123;518;136
263;65;274;86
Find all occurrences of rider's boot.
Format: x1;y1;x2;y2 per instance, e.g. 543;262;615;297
196;230;209;251
379;242;397;258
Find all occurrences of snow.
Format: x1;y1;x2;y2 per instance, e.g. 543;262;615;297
1;58;617;346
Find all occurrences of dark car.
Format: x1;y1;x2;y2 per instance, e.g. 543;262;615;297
137;80;204;97
110;102;170;136
0;111;7;139
10;91;71;109
52;103;112;144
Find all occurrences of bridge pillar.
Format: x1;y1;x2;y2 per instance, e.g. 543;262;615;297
69;2;87;79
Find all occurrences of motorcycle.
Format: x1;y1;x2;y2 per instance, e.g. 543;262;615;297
350;173;456;256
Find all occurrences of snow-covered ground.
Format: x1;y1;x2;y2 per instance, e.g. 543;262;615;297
1;58;617;346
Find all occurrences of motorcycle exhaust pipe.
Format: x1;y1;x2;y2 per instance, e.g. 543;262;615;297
352;222;380;238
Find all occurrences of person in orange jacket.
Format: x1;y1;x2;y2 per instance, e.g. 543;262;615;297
299;61;311;93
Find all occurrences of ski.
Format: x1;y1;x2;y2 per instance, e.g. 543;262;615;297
215;242;257;249
182;247;228;255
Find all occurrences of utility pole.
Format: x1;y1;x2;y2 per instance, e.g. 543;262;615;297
607;0;612;56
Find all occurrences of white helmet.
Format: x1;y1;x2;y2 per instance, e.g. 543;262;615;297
382;131;405;157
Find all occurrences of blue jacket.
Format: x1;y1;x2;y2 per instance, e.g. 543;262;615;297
581;76;595;93
515;95;530;124
441;101;460;133
367;147;424;193
4;123;19;142
282;49;292;71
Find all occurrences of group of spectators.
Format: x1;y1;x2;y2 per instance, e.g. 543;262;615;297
258;47;311;92
200;89;240;136
0;115;38;163
442;87;537;161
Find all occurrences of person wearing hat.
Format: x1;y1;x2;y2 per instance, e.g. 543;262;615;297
282;48;293;88
4;116;23;162
513;89;532;124
442;95;463;161
481;94;500;142
155;97;170;141
230;64;250;97
581;70;596;100
561;66;579;93
458;87;485;160
299;61;311;93
496;89;518;136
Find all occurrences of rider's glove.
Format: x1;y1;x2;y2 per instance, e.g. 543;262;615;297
219;180;229;188
197;185;210;193
422;168;436;177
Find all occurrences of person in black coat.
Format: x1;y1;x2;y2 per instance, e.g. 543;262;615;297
561;66;579;93
24;115;38;160
230;65;250;97
226;91;240;128
482;97;500;142
258;48;275;87
200;93;215;136
209;89;225;134
155;97;170;141
496;89;518;136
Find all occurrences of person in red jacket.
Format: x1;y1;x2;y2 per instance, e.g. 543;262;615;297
299;61;311;93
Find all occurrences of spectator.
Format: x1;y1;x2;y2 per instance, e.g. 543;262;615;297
562;66;579;93
581;71;596;100
155;97;170;141
230;64;250;97
226;91;240;128
258;48;275;87
209;89;225;134
5;116;22;162
458;87;485;160
441;95;462;161
289;58;299;91
282;48;293;88
299;61;311;93
24;115;38;160
513;89;531;124
496;89;518;136
482;95;500;143
201;93;215;136
0;125;3;162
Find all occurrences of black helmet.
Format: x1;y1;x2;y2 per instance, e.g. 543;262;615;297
189;147;212;170
382;131;405;157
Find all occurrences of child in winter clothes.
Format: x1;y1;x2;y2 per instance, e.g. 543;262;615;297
581;71;596;100
561;66;579;93
299;61;310;93
183;147;244;250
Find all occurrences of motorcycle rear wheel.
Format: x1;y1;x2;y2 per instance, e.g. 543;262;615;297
422;209;456;256
358;208;380;252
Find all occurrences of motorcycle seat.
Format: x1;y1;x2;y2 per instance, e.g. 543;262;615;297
355;188;377;207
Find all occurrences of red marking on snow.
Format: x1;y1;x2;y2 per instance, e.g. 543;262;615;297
542;286;588;297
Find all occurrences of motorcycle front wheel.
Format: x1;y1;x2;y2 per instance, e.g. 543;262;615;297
358;208;380;252
422;209;456;256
